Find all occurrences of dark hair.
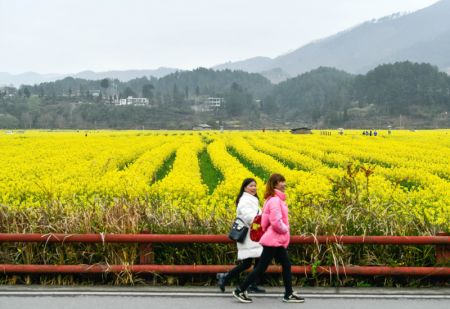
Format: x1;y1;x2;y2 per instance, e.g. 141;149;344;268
264;173;286;199
235;178;258;206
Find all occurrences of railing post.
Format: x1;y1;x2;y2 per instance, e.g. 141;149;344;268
436;232;450;264
139;230;154;264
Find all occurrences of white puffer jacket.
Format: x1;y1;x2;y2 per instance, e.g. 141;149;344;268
236;192;263;260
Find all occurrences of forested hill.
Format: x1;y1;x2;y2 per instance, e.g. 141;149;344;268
268;62;450;127
25;68;273;100
1;62;449;129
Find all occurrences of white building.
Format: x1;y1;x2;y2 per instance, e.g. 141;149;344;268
207;97;224;108
200;97;224;112
117;96;150;106
193;123;212;130
91;90;101;97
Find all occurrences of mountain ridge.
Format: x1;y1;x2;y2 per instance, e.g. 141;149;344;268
0;67;179;87
213;0;450;79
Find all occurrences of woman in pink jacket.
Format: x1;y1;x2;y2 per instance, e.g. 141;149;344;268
232;173;305;304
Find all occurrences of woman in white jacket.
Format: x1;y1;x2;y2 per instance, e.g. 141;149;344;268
217;178;265;293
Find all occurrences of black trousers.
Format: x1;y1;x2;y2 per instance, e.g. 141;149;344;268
239;246;293;296
223;258;260;286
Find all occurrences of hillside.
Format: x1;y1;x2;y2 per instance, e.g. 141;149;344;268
214;0;450;77
2;62;449;129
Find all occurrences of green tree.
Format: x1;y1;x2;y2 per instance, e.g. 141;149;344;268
224;82;254;117
122;87;137;98
23;87;31;98
0;113;20;128
100;78;110;94
142;84;154;100
172;83;183;104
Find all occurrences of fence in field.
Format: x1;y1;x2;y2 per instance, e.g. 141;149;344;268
0;233;449;276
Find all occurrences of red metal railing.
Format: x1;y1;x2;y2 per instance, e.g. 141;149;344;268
0;233;449;276
0;233;449;244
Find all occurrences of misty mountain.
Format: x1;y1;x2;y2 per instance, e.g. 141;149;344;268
0;72;62;87
214;57;273;72
0;67;178;87
214;0;450;78
373;28;450;72
72;67;178;81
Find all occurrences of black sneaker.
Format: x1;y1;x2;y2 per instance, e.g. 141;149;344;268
232;288;253;303
248;284;266;293
216;273;226;292
283;292;305;303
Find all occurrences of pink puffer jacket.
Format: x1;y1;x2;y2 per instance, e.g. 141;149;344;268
259;189;290;248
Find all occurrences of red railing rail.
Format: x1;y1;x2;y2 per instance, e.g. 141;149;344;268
1;265;449;276
0;233;449;244
0;233;449;276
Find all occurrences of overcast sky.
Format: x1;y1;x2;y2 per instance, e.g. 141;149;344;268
0;0;441;74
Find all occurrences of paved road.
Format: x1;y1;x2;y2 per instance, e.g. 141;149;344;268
0;287;449;309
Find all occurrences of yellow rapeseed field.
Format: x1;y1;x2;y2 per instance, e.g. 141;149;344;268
0;129;449;234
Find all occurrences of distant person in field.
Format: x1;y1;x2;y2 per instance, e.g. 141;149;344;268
232;173;305;304
217;178;265;293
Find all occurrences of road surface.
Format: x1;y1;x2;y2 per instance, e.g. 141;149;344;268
0;286;448;309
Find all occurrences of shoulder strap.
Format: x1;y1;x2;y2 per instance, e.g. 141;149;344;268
234;217;246;225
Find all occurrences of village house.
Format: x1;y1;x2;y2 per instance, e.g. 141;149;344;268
192;123;212;130
117;96;150;106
